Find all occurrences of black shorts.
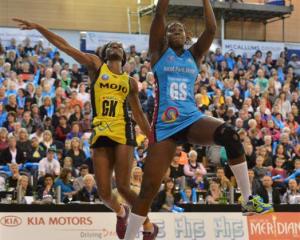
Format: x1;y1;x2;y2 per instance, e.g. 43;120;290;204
90;136;119;148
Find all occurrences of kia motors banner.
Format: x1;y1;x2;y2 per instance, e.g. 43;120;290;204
223;40;285;60
0;212;248;240
1;212;300;240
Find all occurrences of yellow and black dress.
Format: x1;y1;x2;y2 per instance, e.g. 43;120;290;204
90;63;136;147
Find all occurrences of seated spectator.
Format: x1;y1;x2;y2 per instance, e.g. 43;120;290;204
39;130;63;153
16;128;32;162
253;155;269;180
81;112;92;133
38;146;60;177
73;164;89;191
271;158;287;185
130;166;143;193
0;103;8;127
53;168;77;202
258;146;273;168
151;178;179;212
0;127;8;151
256;175;281;204
169;155;184;180
288;53;300;78
216;167;231;191
176;145;189;166
52;103;66;128
282;179;300;204
206;179;223;204
0;135;25;165
28;136;45;162
68;104;83;125
113;166;143;205
43;116;55;133
2;111;17;133
244;142;256;169
184;150;207;186
66;137;86;168
76;174;98;202
248;169;261;194
6;163;20;189
179;187;195;204
21;111;36;134
261;120;281;142
62;156;78;177
5;94;17;113
37;173;55;201
135;125;146;147
69;91;83;109
273;144;289;162
255;68;269;94
134;146;146;169
66;122;82;140
39;96;54;119
14;175;33;203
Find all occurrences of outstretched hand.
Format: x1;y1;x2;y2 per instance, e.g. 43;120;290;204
12;18;38;30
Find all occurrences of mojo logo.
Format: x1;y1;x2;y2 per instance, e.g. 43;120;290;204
0;215;22;227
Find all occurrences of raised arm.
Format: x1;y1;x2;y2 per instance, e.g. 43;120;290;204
128;78;151;138
190;0;216;61
12;18;101;71
149;0;169;65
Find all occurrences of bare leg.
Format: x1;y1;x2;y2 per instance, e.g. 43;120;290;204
186;116;251;201
187;116;246;165
125;139;176;239
114;144;152;230
132;139;177;216
92;147;121;213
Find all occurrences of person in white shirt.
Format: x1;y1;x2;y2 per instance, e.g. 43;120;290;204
77;83;90;103
38;146;60;177
282;179;300;204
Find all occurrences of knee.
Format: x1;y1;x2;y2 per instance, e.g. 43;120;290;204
213;123;244;159
139;180;160;200
116;183;130;197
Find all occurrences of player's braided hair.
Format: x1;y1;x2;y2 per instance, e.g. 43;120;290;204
100;42;127;67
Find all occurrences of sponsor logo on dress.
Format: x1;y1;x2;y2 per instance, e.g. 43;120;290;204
168;55;175;62
161;107;179;123
101;74;109;81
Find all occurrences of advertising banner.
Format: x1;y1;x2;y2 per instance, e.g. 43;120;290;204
223;39;285;59
0;212;248;240
1;211;300;240
247;212;300;240
85;32;149;53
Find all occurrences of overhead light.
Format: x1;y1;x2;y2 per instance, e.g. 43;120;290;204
154;0;158;6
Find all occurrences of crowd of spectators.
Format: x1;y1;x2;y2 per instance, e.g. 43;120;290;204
0;36;300;209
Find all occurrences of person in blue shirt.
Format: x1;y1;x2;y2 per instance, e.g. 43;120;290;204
215;48;225;64
53;167;77;202
0;103;7;127
125;1;273;239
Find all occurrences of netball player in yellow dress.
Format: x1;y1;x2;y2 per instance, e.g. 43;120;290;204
14;18;155;239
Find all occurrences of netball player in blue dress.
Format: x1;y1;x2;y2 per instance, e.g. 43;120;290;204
125;1;273;239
